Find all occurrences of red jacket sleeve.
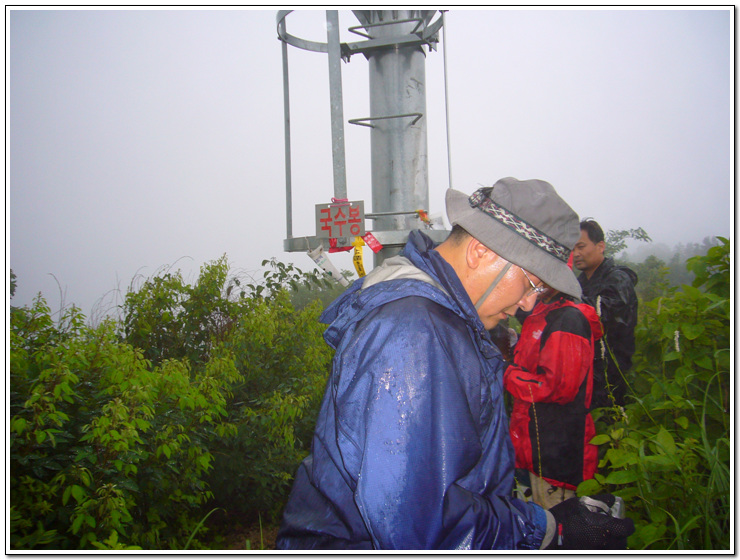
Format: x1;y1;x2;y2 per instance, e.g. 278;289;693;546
504;307;594;405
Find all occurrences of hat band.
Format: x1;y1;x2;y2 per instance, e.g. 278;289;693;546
469;189;571;263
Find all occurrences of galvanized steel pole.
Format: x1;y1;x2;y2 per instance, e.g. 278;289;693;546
357;10;431;265
279;17;293;238
277;10;448;259
326;11;348;201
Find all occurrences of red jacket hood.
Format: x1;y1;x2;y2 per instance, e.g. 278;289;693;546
530;297;604;341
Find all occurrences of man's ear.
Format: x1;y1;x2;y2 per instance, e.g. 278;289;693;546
597;240;606;255
465;238;492;270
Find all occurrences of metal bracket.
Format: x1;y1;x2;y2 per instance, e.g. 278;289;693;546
276;10;443;61
348;113;423;128
366;210;421;219
347;17;425;39
284;228;448;253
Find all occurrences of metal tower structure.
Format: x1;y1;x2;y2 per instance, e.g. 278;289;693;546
278;10;449;268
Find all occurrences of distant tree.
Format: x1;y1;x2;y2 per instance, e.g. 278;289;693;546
10;269;17;298
666;236;721;288
617;235;723;290
605;227;652;260
631;255;672;302
667;250;694;287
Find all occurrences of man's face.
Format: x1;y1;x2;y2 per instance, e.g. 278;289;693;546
475;263;542;330
572;229;605;275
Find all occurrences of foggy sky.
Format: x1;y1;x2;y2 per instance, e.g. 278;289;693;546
8;8;732;319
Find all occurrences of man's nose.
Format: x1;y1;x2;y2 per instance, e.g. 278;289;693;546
518;292;538;312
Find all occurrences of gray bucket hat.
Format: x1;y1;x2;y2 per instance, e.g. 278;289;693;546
446;177;582;299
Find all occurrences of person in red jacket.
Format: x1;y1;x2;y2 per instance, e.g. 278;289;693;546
504;287;603;509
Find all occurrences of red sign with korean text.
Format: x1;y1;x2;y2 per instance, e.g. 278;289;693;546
315;200;365;239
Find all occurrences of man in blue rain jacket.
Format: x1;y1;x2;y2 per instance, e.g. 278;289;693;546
277;178;635;550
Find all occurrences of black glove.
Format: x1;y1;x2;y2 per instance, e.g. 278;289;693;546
547;494;635;550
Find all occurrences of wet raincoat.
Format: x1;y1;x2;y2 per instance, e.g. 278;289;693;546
276;230;548;550
577;258;638;409
504;297;603;490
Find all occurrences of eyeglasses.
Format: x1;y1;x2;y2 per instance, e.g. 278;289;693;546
520;268;547;297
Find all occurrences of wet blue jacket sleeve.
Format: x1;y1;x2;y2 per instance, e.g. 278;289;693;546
333;296;547;549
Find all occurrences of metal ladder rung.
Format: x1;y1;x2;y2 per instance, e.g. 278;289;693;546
348;17;425;39
348;113;423;128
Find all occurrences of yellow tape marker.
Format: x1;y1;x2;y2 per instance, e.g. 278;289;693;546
352;236;366;277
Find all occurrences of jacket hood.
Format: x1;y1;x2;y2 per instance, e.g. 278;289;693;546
320;230;499;358
530;296;604;341
615;264;638;287
599;258;639;287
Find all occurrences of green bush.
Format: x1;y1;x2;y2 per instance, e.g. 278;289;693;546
10;256;339;549
206;290;332;523
11;240;729;550
121;256;336;525
580;237;730;550
9;298;240;549
122;255;239;367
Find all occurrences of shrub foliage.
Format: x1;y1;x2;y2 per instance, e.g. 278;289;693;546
10;257;336;549
10;239;730;550
579;237;730;550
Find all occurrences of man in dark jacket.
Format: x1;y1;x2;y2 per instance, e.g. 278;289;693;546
277;178;634;550
572;219;638;409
